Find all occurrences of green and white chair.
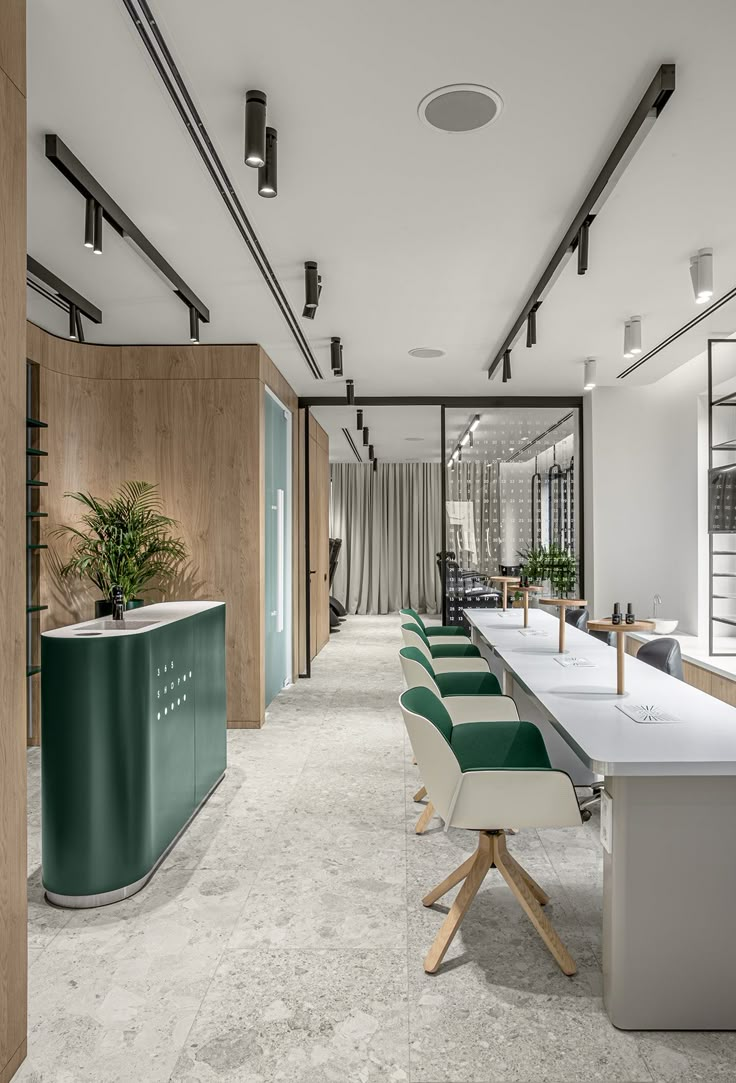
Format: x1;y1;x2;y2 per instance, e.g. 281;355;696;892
399;686;581;976
401;621;483;663
400;646;519;832
399;607;470;641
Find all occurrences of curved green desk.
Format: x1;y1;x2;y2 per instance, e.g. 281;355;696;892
41;601;226;907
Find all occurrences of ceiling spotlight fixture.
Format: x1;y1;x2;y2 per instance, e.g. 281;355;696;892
583;358;597;391
345;379;354;405
373;457;378;473
331;337;343;375
448;414;482;466
68;303;78;341
368;444;375;461
189;306;200;343
623;316;641;359
577;216;593;275
502;348;511;383
75;308;85;344
356;409;363;430
92;200;103;254
258;127;277;198
418;84;504;133
526;303;539;348
363;427;370;446
244;89;267;167
84;197;95;249
690;247;713;305
303;261;321;319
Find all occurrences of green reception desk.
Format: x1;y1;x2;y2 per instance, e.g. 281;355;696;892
41;601;226;907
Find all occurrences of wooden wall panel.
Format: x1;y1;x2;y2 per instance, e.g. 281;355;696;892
28;326;297;729
0;44;27;1083
0;0;25;95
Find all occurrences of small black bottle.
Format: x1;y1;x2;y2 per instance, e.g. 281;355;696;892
625;602;635;625
612;602;622;625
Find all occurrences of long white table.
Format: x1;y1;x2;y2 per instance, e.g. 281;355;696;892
466;606;736;1030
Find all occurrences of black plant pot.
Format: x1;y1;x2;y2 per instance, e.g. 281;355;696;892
95;598;144;618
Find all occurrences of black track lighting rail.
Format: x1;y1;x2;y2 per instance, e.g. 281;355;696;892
488;63;676;379
342;428;363;462
120;0;323;379
27;256;102;324
504;412;574;463
45;135;209;325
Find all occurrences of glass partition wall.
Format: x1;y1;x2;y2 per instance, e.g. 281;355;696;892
442;406;581;625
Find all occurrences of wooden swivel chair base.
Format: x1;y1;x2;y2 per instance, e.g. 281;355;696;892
422;829;575;975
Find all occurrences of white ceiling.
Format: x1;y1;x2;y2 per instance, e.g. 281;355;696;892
446;408;576;465
26;0;736;396
311;406;442;463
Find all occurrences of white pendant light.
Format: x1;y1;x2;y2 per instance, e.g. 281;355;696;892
583;358;597;391
690;248;713;304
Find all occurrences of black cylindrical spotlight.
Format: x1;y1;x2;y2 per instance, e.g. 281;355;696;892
93;201;103;255
526;306;537;347
368;444;374;461
363;427;369;446
189;306;200;343
84;197;95;249
75;308;85;344
68;303;78;341
502;348;511;383
356;409;363;430
577;218;590;275
372;457;378;473
244;90;267;167
305;261;319;310
331;337;342;374
346;379;355;405
258;128;278;198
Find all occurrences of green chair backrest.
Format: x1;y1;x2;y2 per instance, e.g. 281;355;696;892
401;621;429;645
400;607;425;631
399;646;435;677
400;686;453;744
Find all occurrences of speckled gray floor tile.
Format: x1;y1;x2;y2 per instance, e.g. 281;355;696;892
22;614;736;1082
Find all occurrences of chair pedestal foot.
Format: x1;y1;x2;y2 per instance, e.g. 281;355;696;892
422;831;576;976
415;801;436;834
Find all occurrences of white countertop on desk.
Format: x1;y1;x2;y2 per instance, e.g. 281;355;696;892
465;608;736;777
42;601;224;638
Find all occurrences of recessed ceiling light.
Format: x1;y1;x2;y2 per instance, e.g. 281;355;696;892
408;347;446;359
418;84;504;133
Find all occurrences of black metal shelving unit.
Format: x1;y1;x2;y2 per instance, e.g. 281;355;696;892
26;360;46;745
707;340;736;655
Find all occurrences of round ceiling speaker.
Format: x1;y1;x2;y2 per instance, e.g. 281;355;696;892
418;84;503;133
408;347;446;359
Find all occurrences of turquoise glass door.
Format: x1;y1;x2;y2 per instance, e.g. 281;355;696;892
264;390;291;706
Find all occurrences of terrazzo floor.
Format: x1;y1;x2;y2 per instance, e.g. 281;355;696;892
18;614;736;1082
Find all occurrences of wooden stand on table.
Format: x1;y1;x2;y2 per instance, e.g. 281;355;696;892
515;584;543;628
587;618;654;694
539;598;588;654
490;576;520;611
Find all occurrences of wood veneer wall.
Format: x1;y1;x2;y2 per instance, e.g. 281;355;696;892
27;324;299;729
0;3;27;1079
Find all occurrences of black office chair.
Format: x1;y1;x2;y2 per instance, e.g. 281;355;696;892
636;637;684;681
565;607;589;632
588;628;616;647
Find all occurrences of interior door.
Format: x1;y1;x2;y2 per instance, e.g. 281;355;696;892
264;390;291;705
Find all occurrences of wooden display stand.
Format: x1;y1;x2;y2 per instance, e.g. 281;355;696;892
587;618;654;694
540;597;588;654
515;584;543;628
491;576;520;611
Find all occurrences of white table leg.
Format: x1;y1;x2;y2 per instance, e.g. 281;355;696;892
603;774;736;1029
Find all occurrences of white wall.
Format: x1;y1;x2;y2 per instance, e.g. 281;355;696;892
586;357;706;634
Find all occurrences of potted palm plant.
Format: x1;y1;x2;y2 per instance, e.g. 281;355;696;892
52;481;188;616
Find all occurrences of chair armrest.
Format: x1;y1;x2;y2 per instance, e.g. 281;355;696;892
431;657;490;674
444;695;520;725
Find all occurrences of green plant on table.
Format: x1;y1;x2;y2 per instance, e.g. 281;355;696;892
518;542;578;597
51;481;188;604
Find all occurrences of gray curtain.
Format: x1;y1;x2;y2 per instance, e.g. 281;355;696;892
329;462;443;614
